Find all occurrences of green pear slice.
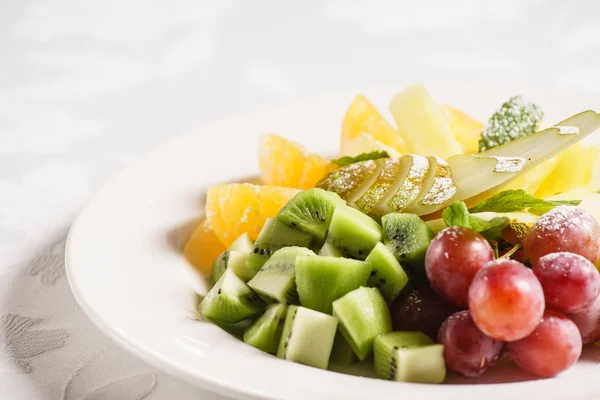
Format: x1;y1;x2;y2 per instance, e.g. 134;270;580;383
317;159;381;203
404;156;457;215
354;158;405;213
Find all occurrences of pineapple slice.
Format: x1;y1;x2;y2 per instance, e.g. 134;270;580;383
389;84;463;159
341;133;401;158
441;105;484;154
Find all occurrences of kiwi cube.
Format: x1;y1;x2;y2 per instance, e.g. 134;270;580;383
329;330;358;367
295;255;371;314
365;242;409;302
243;303;287;354
332;287;392;360
326;205;383;260
226;251;255;282
319;242;343;257
212;233;254;282
276;305;338;369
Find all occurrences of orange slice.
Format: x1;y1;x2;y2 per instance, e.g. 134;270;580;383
205;183;299;246
183;219;226;276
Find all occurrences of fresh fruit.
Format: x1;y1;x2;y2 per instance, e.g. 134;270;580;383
469;259;545;341
319;242;343;257
212;233;254;282
533;252;600;314
365;242;409;303
205;183;300;246
259;133;334;190
199;268;265;324
389;286;457;341
389;83;462;158
183;219;227;276
332;287;392;360
523;206;600;264
295;255;371;314
317;159;382;204
341;133;401;159
354;158;407;214
373;331;446;384
437;310;503;377
441;105;483;154
508;310;582;378
275;188;345;241
381;213;434;278
220;251;254;282
425;226;494;307
341;94;409;155
404;156;456;216
325;205;382;260
567;293;600;344
329;331;358;366
245;218;313;275
276;305;338;369
247;247;315;304
243;303;287;354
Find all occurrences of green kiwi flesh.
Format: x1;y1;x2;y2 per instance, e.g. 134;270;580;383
276;305;338;370
319;242;343;257
332;287;392;360
212;233;254;282
243;303;287;354
199;268;265;323
365;242;409;302
247;246;316;304
295;255;371;314
329;330;358;367
275;188;345;241
246;218;313;276
326;205;382;260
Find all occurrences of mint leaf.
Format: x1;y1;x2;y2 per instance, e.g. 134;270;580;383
443;201;510;241
468;189;580;214
331;151;390;167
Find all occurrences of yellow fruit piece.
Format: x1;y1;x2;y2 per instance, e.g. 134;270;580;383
205;183;299;246
441;105;484;154
183;219;226;276
259;133;333;190
535;143;600;199
341;95;409;155
341;132;401;158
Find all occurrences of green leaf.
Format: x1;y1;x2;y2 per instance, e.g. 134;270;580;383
468;189;580;214
443;201;510;241
331;151;390;167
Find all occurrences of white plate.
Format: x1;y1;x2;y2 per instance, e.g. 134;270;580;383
66;82;600;400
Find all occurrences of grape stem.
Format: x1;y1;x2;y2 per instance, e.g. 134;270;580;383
498;244;521;260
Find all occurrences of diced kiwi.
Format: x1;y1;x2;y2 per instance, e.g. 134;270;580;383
247;247;316;304
199;268;265;323
373;331;445;384
246;218;313;276
325;205;382;260
329;330;358;367
212;233;254;282
319;242;343;257
381;213;434;278
365;242;409;303
295;255;371;314
276;305;338;369
275;188;345;241
225;251;256;282
243;303;287;354
332;287;392;360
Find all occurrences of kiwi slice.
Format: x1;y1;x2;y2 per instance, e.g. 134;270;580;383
326;205;382;260
247;246;316;304
212;233;254;282
276;305;338;369
381;213;434;278
199;268;265;323
365;242;409;303
246;218;313;276
319;242;343;257
295;255;371;314
373;331;446;384
329;330;358;367
332;287;392;360
275;188;345;241
243;303;287;354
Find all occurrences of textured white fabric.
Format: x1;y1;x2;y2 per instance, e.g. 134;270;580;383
1;0;599;398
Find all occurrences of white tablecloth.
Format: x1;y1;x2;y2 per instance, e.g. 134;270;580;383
1;1;599;398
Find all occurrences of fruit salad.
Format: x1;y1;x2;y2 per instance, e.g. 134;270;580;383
183;83;600;384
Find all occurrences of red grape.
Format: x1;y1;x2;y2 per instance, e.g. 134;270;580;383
389;286;457;341
469;259;545;341
523;206;600;264
567;293;600;344
425;226;494;306
533;252;600;313
438;310;504;377
508;310;582;378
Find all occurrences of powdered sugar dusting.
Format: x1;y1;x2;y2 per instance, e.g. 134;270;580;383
556;125;579;135
535;205;580;235
492;156;526;173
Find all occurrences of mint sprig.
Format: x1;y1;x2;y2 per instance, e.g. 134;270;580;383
468;189;580;215
443;201;510;241
331;151;390;167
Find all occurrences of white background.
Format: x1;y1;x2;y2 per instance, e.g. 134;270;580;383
1;1;599;398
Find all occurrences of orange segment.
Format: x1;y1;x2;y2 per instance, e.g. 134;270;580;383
206;183;299;246
259;133;333;189
441;105;484;154
183;219;226;276
341;95;409;155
